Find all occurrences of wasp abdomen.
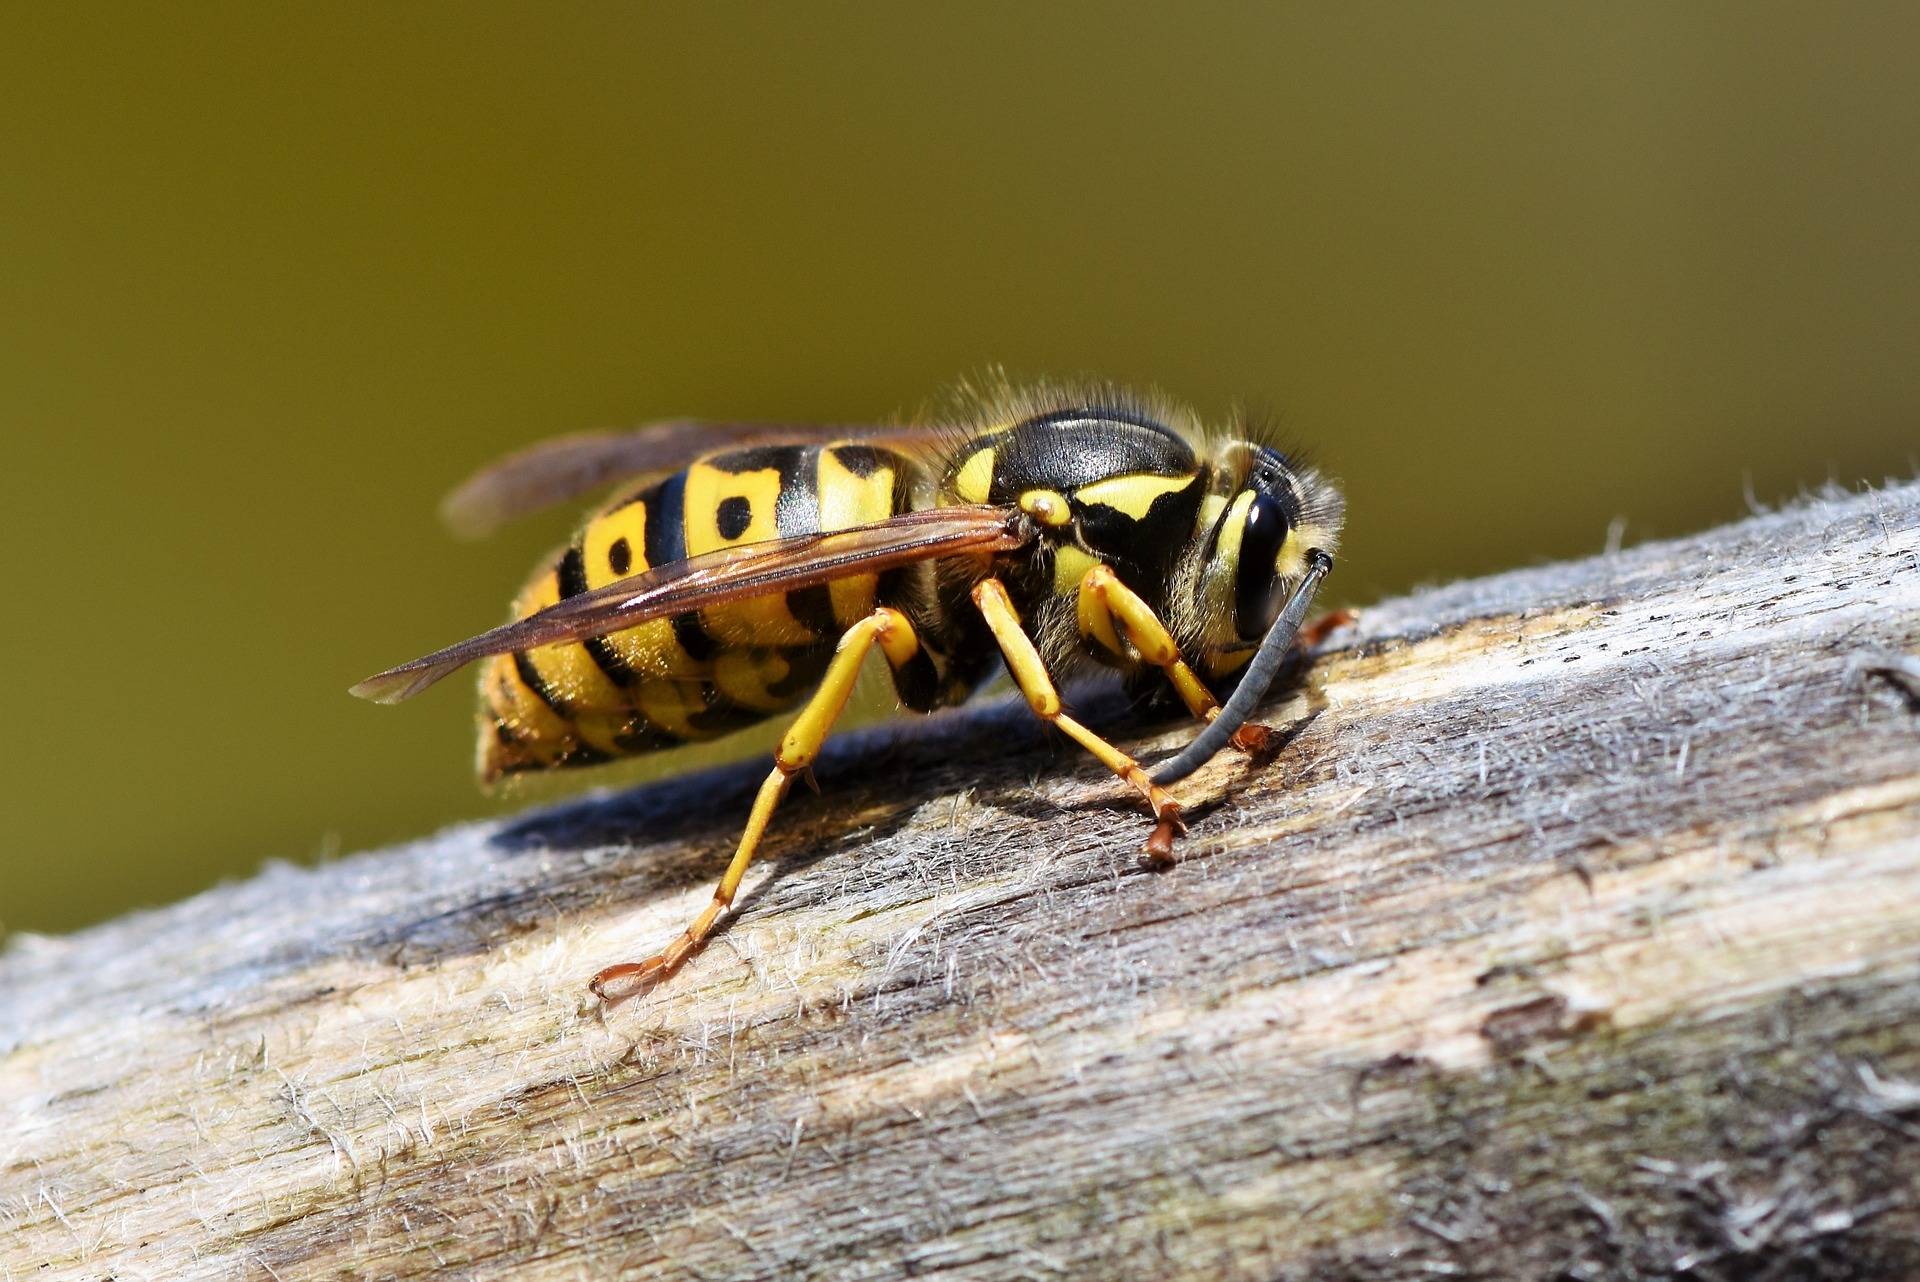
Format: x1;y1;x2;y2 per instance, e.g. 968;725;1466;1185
479;442;913;780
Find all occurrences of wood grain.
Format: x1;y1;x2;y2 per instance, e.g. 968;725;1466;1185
5;481;1920;1281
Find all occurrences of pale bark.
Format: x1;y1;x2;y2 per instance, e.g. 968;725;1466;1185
4;482;1920;1281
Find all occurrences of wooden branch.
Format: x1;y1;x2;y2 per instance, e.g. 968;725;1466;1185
6;482;1920;1281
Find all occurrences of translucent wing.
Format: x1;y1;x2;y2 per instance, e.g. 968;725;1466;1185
440;420;951;539
352;505;1026;704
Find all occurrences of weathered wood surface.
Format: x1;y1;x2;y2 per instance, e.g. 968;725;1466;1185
5;482;1920;1281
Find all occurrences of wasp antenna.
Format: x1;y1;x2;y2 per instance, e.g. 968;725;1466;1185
1151;549;1333;785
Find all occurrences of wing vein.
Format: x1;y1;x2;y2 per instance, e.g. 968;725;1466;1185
351;506;1025;704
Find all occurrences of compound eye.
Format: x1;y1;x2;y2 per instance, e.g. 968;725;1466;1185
1233;492;1292;639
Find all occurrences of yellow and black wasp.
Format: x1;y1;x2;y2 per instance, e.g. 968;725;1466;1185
352;381;1344;998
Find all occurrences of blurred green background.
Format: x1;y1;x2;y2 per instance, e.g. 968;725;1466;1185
3;4;1916;937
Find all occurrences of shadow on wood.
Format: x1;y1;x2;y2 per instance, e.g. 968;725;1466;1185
4;482;1920;1280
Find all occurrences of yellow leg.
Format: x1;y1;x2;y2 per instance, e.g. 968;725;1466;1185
972;577;1187;862
590;607;922;1000
1076;563;1273;755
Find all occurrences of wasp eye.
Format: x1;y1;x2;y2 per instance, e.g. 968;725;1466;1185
1234;492;1292;640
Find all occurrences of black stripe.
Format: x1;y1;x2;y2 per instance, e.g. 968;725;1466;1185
772;447;819;537
828;444;885;478
672;614;720;662
615;719;684;753
558;544;637;686
513;650;569;717
786;585;838;638
705;445;797;475
643;473;689;565
646;472;721;661
889;461;917;529
869;463;916;611
681;681;774;736
556;545;588;598
766;648;831;700
764;448;840;638
875;564;909;610
889;647;942;711
585;638;638;687
583;637;636;687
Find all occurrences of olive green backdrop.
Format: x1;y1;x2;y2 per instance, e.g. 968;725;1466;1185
3;4;1916;935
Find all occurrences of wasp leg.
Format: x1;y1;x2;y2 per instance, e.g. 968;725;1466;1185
1075;563;1274;756
972;577;1187;863
589;607;922;1000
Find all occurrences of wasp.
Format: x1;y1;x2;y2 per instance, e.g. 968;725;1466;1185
353;381;1343;998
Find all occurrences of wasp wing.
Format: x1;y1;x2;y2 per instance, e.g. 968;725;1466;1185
440;420;952;539
352;505;1025;704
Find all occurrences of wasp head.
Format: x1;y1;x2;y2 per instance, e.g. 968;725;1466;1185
1188;444;1344;672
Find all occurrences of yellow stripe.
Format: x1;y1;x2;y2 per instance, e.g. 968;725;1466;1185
684;461;782;555
1200;491;1259;672
579;497;707;678
482;653;572;756
634;678;704;740
1214;492;1255;569
1053;545;1098;597
712;650;797;713
952;448;996;503
818;446;896;627
516;565;629;722
686;461;815;646
1074;472;1195;518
